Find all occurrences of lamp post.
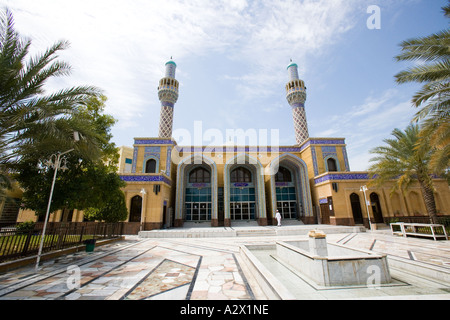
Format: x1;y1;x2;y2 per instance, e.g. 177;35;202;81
360;185;372;231
35;149;73;271
140;188;146;232
35;132;80;272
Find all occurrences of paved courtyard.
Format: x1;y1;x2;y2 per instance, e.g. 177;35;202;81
0;224;449;301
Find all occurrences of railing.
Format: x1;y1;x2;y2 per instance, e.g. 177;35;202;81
385;216;450;227
0;222;124;263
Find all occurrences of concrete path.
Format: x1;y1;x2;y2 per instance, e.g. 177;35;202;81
0;224;448;300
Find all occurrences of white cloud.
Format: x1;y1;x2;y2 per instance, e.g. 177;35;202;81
2;0;367;112
313;88;417;171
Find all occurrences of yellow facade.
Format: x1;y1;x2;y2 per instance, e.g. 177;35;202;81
115;136;450;231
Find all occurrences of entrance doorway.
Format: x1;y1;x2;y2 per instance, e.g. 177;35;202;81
230;167;256;221
319;197;334;224
275;166;298;219
129;195;142;222
370;193;384;223
350;193;364;225
185;167;212;222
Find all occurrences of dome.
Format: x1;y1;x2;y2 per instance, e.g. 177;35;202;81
165;59;177;67
287;62;298;70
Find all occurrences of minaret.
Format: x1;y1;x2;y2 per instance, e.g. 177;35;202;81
158;58;179;138
286;61;309;145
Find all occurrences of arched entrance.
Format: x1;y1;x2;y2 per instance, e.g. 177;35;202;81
174;154;218;227
268;153;313;224
224;153;267;226
229;167;256;221
350;193;364;225
370;192;384;223
129;195;142;222
185;166;212;222
275;166;298;219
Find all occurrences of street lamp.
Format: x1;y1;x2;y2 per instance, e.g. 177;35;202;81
360;185;372;231
140;188;146;232
35;132;80;271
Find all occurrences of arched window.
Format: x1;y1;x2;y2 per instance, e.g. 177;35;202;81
189;167;211;183
230;167;252;183
275;166;292;182
327;158;338;172
145;159;157;173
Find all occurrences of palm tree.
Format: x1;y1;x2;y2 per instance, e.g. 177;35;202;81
394;3;450;174
0;9;103;195
368;124;438;223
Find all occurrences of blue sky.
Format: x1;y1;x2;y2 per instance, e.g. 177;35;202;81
2;0;449;171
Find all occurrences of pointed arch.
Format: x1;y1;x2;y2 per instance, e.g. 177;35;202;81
268;153;313;220
224;153;267;224
175;153;218;226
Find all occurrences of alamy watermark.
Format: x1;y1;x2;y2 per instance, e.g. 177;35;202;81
171;121;281;175
66;265;81;290
367;5;381;30
366;265;382;289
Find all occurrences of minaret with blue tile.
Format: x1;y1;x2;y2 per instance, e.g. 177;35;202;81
158;58;179;138
286;61;309;145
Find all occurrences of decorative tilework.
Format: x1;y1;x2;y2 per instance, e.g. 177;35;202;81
159;106;174;138
166;147;172;176
310;139;346;145
314;173;370;185
134;139;174;145
291;103;309;145
120;174;172;186
321;146;336;154
174;141;345;155
311;147;319;177
145;146;161;154
132;147;138;173
161;101;174;108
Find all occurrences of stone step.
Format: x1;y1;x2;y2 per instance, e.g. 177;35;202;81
236;229;277;237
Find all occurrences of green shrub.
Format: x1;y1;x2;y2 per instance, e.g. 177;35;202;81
16;221;35;233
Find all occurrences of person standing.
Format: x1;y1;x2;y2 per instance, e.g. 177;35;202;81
276;210;282;227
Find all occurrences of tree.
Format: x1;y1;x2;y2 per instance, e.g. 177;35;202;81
13;95;126;221
368;124;438;223
394;2;450;174
0;9;103;196
84;189;128;223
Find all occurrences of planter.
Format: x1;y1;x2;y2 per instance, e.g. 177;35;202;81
84;239;97;252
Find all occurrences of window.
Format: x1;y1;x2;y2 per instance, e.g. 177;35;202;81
189;167;211;183
275;166;292;182
230;167;252;183
327;158;338;172
145;159;157;173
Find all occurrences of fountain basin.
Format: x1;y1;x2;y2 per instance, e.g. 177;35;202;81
276;240;391;287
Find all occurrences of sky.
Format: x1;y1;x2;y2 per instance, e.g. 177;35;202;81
1;0;449;171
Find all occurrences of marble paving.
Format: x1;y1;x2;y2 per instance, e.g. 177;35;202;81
0;226;448;300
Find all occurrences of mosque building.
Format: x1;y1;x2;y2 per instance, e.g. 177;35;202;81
114;59;450;233
6;59;449;232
